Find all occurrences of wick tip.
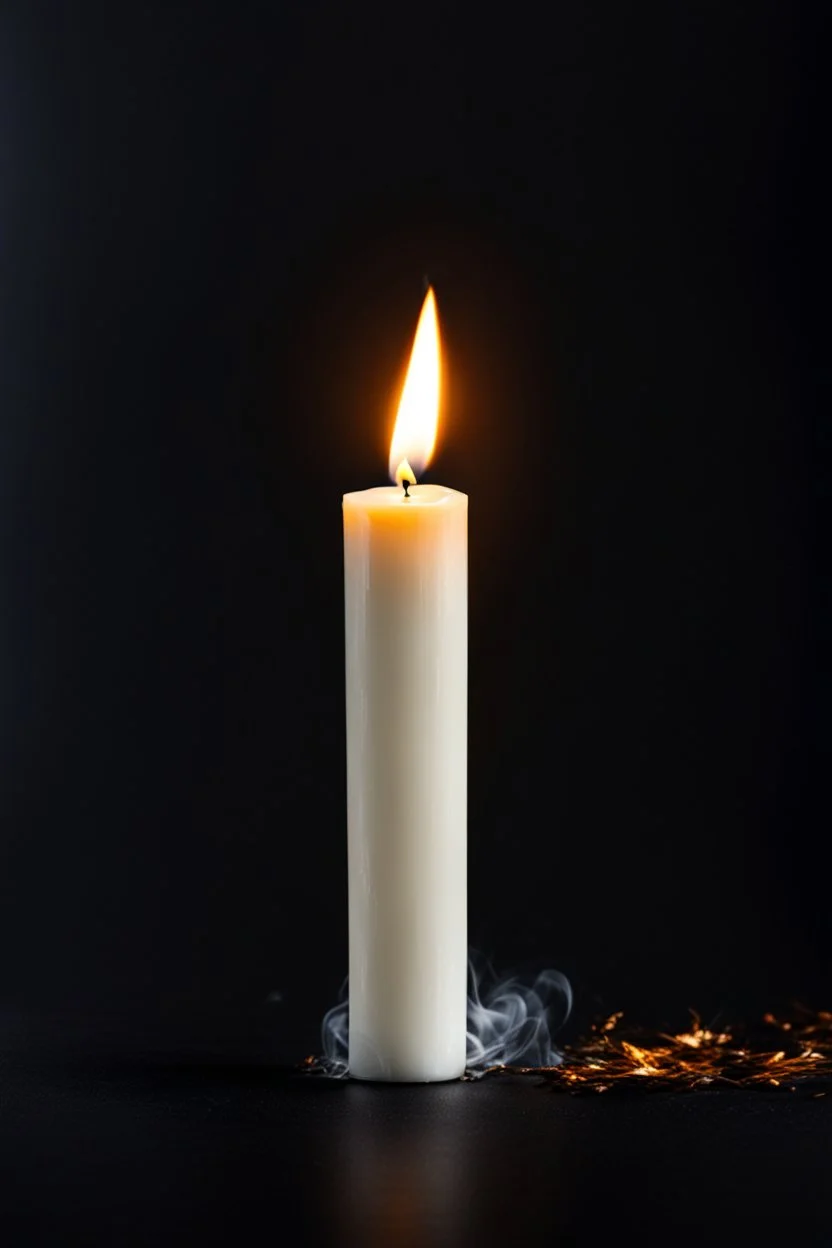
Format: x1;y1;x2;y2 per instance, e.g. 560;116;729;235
402;480;411;498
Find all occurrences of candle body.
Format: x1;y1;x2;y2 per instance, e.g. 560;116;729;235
343;484;467;1081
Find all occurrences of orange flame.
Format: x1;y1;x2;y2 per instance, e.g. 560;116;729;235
388;287;441;486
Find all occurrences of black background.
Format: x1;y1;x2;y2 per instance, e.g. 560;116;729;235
1;1;826;1065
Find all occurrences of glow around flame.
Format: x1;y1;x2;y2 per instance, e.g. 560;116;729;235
318;954;573;1077
388;287;441;486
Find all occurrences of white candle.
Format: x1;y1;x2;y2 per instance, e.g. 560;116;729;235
343;289;468;1082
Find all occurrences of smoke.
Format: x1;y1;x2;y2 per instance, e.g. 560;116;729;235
319;954;572;1078
466;956;572;1070
321;984;350;1076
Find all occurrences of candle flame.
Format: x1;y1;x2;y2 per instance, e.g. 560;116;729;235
389;287;441;486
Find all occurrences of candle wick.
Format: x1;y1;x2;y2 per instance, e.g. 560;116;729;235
402;480;411;499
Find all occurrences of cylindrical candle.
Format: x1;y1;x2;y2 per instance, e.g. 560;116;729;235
343;483;467;1081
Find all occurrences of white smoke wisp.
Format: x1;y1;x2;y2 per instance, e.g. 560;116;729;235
465;956;573;1071
318;955;572;1078
320;981;350;1077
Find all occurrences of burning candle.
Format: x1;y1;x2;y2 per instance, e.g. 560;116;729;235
343;288;468;1082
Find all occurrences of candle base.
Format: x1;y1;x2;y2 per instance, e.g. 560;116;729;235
349;1037;467;1084
348;1066;467;1084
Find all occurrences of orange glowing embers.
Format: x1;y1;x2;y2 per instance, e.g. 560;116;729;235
475;1007;832;1095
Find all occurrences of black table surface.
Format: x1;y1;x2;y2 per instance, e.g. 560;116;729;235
2;1018;829;1248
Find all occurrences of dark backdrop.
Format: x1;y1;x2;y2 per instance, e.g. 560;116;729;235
1;2;825;1060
